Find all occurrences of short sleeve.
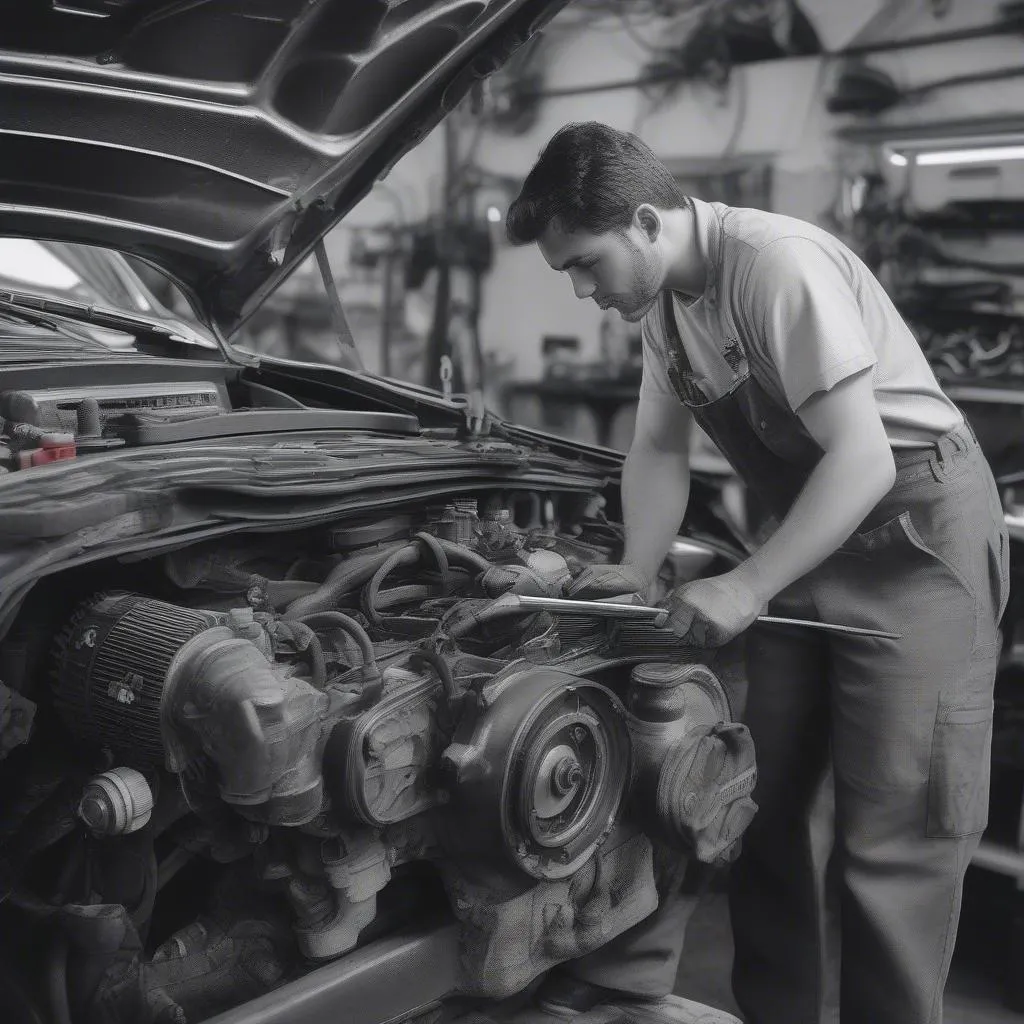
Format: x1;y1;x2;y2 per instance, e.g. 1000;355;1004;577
639;308;674;398
744;238;876;411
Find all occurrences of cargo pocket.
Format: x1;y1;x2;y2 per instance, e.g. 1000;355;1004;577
926;695;993;839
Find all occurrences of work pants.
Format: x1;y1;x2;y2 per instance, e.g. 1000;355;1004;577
567;424;1009;1024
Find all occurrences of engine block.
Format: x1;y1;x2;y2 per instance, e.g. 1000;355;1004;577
26;498;757;1019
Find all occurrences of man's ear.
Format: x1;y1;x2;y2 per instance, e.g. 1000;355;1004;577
634;204;662;242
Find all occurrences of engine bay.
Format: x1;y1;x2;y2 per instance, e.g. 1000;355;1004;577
0;372;426;472
0;489;756;1024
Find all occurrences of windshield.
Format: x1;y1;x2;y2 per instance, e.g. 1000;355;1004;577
2;239;161;314
0;238;216;355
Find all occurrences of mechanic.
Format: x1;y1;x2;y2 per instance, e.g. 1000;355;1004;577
504;122;1009;1024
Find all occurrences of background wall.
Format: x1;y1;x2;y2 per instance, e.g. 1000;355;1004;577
341;0;1024;383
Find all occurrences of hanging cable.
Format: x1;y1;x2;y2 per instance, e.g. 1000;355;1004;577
513;14;1024;102
904;64;1024;101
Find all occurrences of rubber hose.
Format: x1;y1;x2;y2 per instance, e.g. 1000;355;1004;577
371;569;473;612
262;579;321;607
414;647;459;704
363;543;425;627
164;553;318;608
371;584;436;609
434;537;493;575
363;535;493;626
413;531;451;589
296;611;377;673
284;541;406;618
281;620;327;689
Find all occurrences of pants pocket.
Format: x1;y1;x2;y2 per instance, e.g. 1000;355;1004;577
991;525;1010;625
898;511;978;602
984;470;1011;625
843;511;976;596
926;696;993;838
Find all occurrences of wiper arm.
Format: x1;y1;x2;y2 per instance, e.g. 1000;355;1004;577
0;298;61;332
0;296;117;352
0;290;185;341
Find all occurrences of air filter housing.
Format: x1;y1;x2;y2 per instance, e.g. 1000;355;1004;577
51;592;214;766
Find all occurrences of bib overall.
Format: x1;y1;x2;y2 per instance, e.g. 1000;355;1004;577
566;208;1009;1024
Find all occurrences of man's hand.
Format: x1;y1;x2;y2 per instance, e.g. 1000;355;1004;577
566;562;650;600
658;569;765;647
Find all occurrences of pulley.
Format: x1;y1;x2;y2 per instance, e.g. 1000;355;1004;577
441;665;630;880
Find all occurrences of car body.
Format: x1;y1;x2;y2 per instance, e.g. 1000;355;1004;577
0;5;751;1023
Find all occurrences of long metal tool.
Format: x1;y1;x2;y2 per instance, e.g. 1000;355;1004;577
513;595;901;641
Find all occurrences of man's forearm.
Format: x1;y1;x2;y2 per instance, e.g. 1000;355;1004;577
742;439;895;602
621;446;691;583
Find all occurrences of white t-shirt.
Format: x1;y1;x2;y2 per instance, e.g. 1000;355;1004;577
640;199;962;447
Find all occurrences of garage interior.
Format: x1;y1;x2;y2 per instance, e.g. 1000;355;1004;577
227;2;1024;1020
4;1;1024;1022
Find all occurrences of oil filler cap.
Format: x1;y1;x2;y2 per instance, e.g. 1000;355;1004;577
78;767;154;836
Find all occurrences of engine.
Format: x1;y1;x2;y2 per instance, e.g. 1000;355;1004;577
0;495;756;1023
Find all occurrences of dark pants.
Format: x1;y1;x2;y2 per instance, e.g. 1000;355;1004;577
567;424;1009;1024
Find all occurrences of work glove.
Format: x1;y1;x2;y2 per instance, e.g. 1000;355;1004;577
657;570;765;647
565;562;650;600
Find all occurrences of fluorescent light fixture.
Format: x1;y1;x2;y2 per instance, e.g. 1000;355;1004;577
888;145;1024;167
917;145;1024;166
486;205;503;223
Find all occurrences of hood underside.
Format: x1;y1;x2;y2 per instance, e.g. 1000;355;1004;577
2;0;564;335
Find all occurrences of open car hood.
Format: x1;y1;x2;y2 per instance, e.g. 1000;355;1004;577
2;0;565;337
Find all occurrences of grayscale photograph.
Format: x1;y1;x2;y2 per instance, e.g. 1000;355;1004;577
0;2;1022;1023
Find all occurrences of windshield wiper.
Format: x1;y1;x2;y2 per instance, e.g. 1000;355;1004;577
0;297;122;353
0;302;59;331
0;290;188;342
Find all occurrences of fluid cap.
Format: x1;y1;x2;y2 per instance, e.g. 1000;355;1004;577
78;767;154;835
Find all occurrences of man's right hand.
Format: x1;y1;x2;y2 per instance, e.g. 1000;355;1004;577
565;562;650;600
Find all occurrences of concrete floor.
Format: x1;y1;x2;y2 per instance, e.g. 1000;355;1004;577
673;877;1024;1023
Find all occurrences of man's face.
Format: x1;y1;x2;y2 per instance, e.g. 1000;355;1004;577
537;219;663;323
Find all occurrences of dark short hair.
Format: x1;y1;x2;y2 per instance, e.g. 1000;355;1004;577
506;122;689;244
